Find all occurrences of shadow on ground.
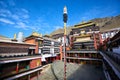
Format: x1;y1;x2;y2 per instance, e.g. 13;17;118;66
67;64;106;80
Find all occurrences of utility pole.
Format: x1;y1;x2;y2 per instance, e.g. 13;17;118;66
63;6;68;80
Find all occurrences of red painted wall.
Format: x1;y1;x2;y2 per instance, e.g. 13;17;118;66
30;59;41;69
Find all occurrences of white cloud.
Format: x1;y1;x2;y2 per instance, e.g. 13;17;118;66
0;1;7;8
44;31;50;34
21;8;29;13
0;18;15;24
0;8;29;20
0;1;50;33
33;18;51;28
0;9;30;30
80;6;118;21
11;14;20;20
0;13;7;17
0;9;12;17
26;17;54;33
9;8;29;21
0;6;44;32
54;26;63;30
14;21;41;31
80;7;101;21
14;8;29;19
8;0;15;6
30;26;40;31
15;22;28;29
0;0;31;30
22;14;29;19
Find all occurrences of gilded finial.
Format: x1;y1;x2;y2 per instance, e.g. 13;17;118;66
32;32;42;37
14;33;17;40
96;23;99;26
81;20;85;23
11;33;17;42
40;34;42;37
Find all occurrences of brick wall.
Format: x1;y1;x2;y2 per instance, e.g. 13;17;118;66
25;38;39;54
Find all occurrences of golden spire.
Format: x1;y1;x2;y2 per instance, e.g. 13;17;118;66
14;33;17;40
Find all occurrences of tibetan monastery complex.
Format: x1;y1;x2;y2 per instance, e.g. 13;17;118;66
0;21;120;80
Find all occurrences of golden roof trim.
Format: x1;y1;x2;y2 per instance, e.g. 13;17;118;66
74;40;93;43
72;22;95;29
74;34;91;38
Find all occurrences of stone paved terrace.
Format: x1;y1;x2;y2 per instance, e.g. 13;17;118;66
67;64;106;80
39;60;106;80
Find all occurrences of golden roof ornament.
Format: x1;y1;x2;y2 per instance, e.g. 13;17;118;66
81;20;85;24
13;33;17;40
32;32;42;37
11;33;17;42
96;23;99;26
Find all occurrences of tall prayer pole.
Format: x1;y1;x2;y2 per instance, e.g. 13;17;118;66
63;6;68;80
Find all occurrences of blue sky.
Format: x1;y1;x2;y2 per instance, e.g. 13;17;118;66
0;0;120;38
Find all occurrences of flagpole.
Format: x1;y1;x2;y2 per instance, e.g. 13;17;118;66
63;6;68;80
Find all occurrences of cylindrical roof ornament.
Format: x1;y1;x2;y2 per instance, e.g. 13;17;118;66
63;6;68;23
63;6;67;14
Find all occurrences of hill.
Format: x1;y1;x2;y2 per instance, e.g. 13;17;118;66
50;15;120;36
91;15;120;31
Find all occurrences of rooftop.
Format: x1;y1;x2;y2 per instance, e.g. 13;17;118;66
0;39;36;46
72;21;95;29
0;35;11;41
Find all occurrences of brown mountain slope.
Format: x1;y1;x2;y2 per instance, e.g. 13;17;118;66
50;26;73;36
91;15;120;31
50;15;120;36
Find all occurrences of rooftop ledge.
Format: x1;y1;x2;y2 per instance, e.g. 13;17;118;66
66;57;102;61
0;55;41;64
66;50;99;53
72;22;95;29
